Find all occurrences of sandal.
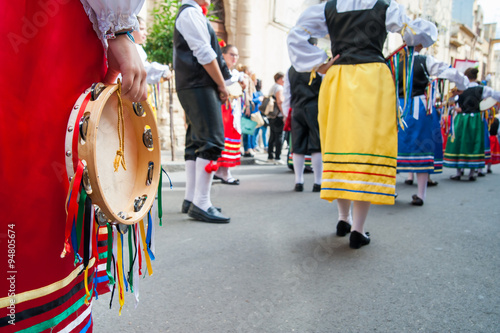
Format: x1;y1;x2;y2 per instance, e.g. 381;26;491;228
221;177;240;185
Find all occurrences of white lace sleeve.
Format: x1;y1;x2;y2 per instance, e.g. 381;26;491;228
81;0;145;50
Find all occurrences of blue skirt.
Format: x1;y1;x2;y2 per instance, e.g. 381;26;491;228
397;96;443;174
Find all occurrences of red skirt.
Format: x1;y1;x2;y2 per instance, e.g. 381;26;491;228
0;2;107;331
217;101;241;167
490;135;500;165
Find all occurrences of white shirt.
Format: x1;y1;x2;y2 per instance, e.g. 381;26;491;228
415;52;469;91
135;44;170;85
467;82;500;101
175;0;217;66
287;0;438;72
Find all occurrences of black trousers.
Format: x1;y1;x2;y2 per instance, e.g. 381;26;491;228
268;116;284;160
291;103;321;155
178;87;224;161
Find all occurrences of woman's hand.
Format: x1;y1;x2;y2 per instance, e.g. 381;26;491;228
104;35;147;102
317;54;340;75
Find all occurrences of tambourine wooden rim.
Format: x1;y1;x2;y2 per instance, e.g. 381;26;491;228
65;83;161;225
480;97;497;111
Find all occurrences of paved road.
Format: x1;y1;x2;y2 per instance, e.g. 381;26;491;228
93;160;500;333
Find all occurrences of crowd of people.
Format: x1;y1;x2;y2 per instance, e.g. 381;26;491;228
2;0;500;331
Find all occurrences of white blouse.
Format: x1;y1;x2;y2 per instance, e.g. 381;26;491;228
468;82;500;102
81;0;145;49
135;44;170;85
417;53;469;91
287;0;438;72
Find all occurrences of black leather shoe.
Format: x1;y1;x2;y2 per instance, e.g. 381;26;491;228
477;172;485;177
469;175;476;181
411;194;424;206
487;169;492;174
294;183;304;192
336;220;351;237
404;179;413;185
188;204;230;223
181;199;191;213
182;200;221;214
312;183;321;192
427;179;438;187
450;175;461;181
349;231;370;249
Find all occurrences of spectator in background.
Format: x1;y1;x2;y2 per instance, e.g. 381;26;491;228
213;44;244;185
267;72;286;165
134;16;171;83
253;79;268;152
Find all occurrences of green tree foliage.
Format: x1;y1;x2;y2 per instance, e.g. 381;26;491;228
144;0;219;66
144;0;181;66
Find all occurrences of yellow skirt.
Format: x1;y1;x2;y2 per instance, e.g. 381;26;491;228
318;63;397;205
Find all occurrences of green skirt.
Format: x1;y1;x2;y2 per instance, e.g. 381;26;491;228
443;113;485;169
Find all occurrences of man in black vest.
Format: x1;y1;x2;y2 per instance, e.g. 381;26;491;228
174;0;231;223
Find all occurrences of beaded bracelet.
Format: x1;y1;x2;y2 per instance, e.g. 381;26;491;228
104;30;135;43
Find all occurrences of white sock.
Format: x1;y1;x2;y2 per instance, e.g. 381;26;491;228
311;152;323;185
351;200;370;234
215;166;229;180
293;153;305;184
184;160;196;202
193;158;213;211
407;172;414;181
469;168;476;176
337;199;351;222
456;168;462;176
416;173;428;201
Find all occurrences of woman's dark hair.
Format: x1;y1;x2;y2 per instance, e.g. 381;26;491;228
222;44;236;54
274;72;284;82
255;79;262;91
464;67;479;81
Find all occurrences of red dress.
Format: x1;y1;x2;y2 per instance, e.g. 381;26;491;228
217;101;241;168
0;2;108;331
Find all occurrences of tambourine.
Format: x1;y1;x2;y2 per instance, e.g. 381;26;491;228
64;82;161;225
226;81;243;98
480;97;497;111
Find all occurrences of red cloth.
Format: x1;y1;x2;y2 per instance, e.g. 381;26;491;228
490;135;500;165
217;102;241;168
0;1;106;331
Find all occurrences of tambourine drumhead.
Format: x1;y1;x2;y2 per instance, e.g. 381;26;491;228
480;97;497;111
65;83;161;225
226;81;243;98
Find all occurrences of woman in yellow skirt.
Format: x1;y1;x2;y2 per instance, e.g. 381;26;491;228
287;0;437;248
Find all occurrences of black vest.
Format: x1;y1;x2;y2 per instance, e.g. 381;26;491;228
173;4;230;91
325;0;389;65
490;118;499;136
288;66;322;109
458;86;484;113
399;55;430;98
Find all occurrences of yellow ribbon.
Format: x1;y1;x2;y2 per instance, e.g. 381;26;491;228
139;219;153;276
84;268;91;305
117;232;125;315
308;71;317;86
401;23;416;37
114;79;127;172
